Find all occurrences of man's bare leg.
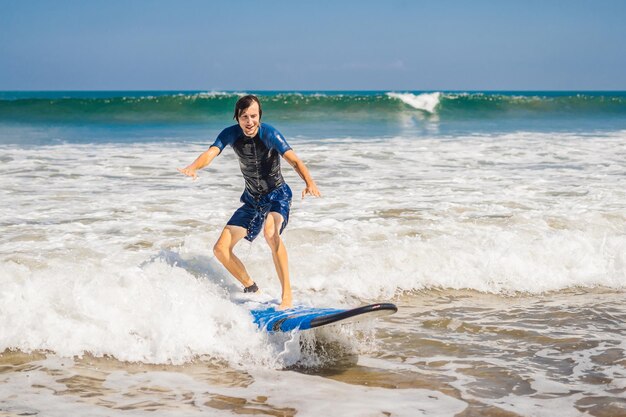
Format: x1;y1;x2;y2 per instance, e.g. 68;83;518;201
264;212;292;310
213;226;255;289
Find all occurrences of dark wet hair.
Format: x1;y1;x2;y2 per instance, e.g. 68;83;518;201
233;95;262;121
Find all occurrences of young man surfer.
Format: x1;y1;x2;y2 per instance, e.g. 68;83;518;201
178;95;320;310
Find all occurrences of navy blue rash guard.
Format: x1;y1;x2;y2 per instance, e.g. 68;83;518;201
211;123;292;197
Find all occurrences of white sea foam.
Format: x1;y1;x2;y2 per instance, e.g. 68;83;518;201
387;91;442;113
1;130;625;364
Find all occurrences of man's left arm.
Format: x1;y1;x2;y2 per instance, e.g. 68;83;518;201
283;150;321;199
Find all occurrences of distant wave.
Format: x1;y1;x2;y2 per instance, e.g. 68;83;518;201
1;91;625;125
386;92;441;113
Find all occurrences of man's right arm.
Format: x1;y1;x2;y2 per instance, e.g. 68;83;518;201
177;146;221;180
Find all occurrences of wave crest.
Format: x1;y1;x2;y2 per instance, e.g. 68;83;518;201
386;92;442;113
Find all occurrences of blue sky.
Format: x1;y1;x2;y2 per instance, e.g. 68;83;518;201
1;0;625;90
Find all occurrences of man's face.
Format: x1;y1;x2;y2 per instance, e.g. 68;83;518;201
238;102;260;137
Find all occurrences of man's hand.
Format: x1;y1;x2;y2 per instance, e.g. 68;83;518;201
283;150;321;200
177;166;198;180
302;182;321;199
177;147;220;181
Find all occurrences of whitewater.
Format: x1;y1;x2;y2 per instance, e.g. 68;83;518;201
1;91;626;416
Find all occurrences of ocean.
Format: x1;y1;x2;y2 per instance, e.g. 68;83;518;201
1;91;625;416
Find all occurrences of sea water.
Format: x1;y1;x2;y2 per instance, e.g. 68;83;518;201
1;91;625;416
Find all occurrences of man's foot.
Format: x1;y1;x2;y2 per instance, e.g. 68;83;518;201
277;297;292;310
244;282;259;293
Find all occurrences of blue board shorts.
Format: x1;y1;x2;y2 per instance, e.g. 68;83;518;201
227;183;292;242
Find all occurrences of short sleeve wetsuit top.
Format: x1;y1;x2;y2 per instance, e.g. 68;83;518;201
211;123;292;197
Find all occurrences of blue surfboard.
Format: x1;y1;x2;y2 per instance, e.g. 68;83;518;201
251;303;398;332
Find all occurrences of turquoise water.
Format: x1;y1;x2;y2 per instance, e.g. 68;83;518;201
1;91;625;144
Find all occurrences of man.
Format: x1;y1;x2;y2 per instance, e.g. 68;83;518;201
178;95;320;310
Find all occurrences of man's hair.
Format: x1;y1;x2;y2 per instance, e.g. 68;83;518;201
233;95;262;121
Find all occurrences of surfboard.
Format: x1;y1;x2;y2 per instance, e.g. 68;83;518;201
251;303;398;332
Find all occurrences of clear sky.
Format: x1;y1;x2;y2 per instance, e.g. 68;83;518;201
1;0;625;90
